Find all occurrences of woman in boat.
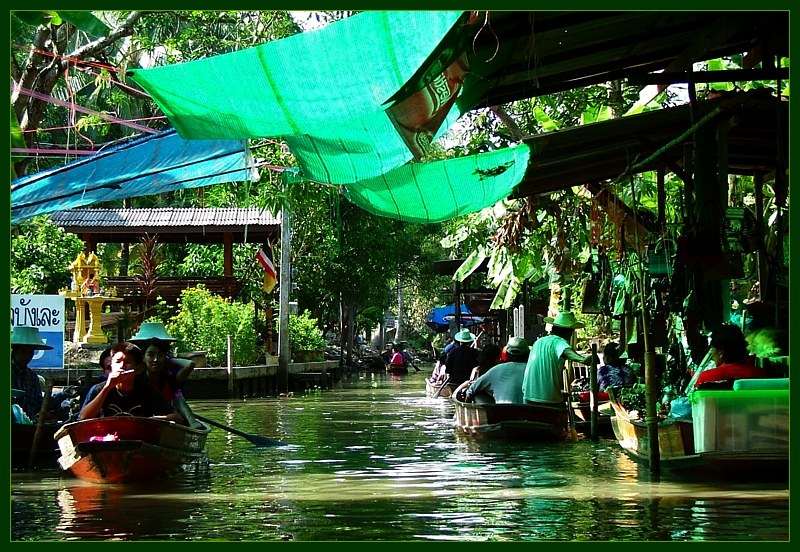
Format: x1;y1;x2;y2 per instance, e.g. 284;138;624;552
388;343;406;370
694;323;764;388
130;322;195;403
463;337;529;404
79;341;186;424
597;341;634;391
522;311;597;406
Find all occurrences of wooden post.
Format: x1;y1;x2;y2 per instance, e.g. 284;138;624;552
589;343;599;441
227;334;234;396
278;206;291;393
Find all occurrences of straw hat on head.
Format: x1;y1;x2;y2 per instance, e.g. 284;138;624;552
454;329;476;343
11;326;54;350
129;322;177;346
543;311;585;329
505;336;529;356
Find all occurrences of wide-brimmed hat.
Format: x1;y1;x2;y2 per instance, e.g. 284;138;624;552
505;336;529;356
129;322;177;345
543;311;585;329
454;329;476;343
11;326;53;350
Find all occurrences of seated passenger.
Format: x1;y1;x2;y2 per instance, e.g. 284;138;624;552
453;343;502;401
130;322;195;403
463;337;530;404
597;342;634;391
694;323;764;388
79;341;186;425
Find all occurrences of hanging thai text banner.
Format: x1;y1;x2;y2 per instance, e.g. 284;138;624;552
11;294;65;370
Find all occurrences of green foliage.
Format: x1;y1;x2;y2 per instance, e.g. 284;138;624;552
281;310;326;352
166;286;259;366
10;216;83;294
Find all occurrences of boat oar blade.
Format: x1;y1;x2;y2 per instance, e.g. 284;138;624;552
194;413;286;447
432;375;450;399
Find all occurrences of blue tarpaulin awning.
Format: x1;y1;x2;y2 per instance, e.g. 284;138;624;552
11;129;257;224
425;304;483;333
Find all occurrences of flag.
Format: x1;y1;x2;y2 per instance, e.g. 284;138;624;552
257;241;277;293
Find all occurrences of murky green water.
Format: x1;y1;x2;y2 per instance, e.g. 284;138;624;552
10;371;789;541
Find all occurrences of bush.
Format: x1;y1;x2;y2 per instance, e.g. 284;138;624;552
282;310;325;352
166;286;259;366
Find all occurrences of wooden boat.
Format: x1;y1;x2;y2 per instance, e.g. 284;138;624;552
386;364;409;375
12;421;63;470
54;416;211;484
425;377;451;399
452;398;567;440
570;391;614;438
607;380;789;479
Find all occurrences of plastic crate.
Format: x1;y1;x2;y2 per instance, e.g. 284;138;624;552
691;387;789;453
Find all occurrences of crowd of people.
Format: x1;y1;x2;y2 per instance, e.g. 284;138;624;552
426;310;774;413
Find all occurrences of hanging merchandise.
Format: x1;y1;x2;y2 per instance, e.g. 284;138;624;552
647;238;675;277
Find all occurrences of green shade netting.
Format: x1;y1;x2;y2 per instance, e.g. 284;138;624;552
128;11;466;185
340;143;531;223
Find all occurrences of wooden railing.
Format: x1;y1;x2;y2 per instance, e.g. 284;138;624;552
102;276;242;312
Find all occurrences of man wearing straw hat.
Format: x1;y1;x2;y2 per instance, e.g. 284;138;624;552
522;311;597;406
11;326;54;421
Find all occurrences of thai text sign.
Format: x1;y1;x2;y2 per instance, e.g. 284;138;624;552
11;294;65;369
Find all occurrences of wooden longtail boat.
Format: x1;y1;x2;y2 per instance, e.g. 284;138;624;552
452;398;567;440
425;378;452;399
570;392;614;438
54;417;210;484
607;380;789;479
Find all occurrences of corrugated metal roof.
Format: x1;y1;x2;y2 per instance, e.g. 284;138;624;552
50;207;281;228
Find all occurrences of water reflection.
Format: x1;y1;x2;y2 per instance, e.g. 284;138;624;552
11;371;789;541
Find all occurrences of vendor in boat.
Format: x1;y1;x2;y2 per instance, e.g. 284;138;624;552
597;341;635;391
522;311;597;406
79;341;187;425
694;323;764;388
11;326;55;422
463;337;529;404
130;322;195;403
444;329;481;391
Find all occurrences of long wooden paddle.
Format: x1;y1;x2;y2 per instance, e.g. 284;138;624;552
431;374;450;399
193;413;286;447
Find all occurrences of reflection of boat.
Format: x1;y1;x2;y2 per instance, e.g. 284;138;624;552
55;417;210;484
386;365;408;375
607;379;789;479
452;398;567;440
12;421;63;470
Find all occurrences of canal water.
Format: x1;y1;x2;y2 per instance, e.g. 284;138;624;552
10;370;789;541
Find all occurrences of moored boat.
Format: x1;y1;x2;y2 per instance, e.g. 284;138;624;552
452;398;567;440
55;416;211;484
607;378;789;479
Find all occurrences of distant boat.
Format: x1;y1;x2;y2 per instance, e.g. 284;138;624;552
386;364;409;375
607;379;789;479
55;416;211;484
452;398;567;441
